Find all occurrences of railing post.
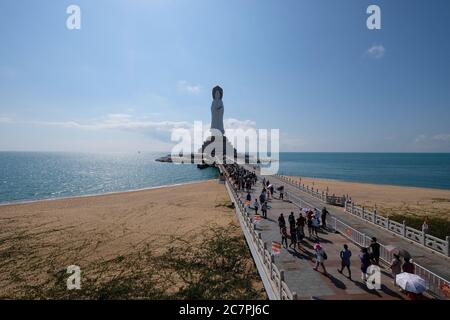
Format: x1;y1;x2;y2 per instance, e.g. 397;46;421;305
351;202;354;214
270;254;275;277
362;206;365;220
373;209;377;223
422;231;426;246
279;270;285;298
402;220;406;237
446;236;450;257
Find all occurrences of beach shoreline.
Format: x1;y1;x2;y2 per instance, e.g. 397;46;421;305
0;179;264;299
0;178;217;207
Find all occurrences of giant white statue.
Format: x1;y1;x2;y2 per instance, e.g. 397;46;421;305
210;86;225;135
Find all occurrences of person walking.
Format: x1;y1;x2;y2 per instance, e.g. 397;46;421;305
306;211;313;238
369;237;381;265
278;213;286;233
337;244;352;279
259;189;266;204
402;257;415;274
246;192;251;205
281;226;288;248
253;198;259;214
312;215;320;239
321;207;329;229
288;212;296;230
422;218;429;235
279;186;284;200
296;213;306;236
313;244;328;274
360;247;371;281
261;201;268;219
390;253;402;287
289;227;297;250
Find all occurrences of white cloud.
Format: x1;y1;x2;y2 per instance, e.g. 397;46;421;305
0;116;13;123
432;134;450;143
224;118;256;130
177;80;202;94
32;114;190;133
366;44;385;59
415;134;428;144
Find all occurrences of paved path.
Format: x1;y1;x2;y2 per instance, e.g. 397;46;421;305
267;174;450;282
235;174;404;300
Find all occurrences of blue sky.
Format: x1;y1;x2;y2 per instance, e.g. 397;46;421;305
0;0;449;152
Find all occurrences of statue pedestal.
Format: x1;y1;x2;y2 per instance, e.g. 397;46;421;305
197;135;251;166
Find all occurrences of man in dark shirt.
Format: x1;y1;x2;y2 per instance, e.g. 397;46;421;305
369;237;381;265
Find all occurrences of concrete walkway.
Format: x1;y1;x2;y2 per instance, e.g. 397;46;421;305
235;174;404;300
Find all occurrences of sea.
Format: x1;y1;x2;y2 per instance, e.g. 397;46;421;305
0;152;449;204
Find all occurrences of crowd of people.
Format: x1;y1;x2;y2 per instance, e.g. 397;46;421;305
223;163;424;300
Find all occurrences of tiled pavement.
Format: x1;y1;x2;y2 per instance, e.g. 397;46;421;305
235;177;405;300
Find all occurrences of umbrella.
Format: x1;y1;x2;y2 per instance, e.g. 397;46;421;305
396;273;427;294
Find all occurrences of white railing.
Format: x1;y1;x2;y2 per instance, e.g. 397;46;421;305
277;175;450;257
219;165;297;300
284;190;450;300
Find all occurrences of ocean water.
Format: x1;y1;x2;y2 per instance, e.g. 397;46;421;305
278;153;450;190
0;152;218;204
1;152;449;204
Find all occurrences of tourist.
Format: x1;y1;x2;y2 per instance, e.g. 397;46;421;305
269;184;274;198
312;215;320;239
296;213;306;235
313;244;328;274
390;253;402;287
261;201;268;219
246;192;251;203
369;237;381;265
281;226;288;248
278;213;286;233
337;244;352;279
402;257;415;274
306;211;313;238
360;247;371;281
253;198;259;214
289;227;297;250
288;212;296;230
422;218;429;234
259;189;266;204
321;207;329;229
279;185;284;200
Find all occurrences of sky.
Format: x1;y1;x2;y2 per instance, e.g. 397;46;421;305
0;0;449;153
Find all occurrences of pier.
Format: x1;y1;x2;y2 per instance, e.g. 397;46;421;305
218;163;450;300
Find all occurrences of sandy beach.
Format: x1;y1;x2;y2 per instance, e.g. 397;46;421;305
287;176;450;223
0;180;264;299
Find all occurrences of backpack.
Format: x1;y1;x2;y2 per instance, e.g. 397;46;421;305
323;251;328;260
